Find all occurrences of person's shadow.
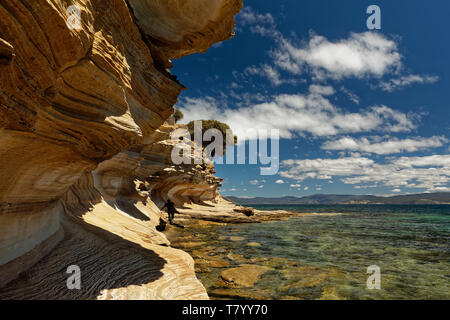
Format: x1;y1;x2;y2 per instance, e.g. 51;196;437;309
170;222;185;229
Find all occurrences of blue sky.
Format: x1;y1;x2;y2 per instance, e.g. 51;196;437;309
173;0;450;198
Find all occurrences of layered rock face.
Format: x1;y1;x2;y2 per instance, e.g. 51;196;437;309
127;0;241;59
138;124;223;206
0;0;241;299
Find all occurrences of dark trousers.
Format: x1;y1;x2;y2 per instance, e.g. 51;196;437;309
168;211;175;223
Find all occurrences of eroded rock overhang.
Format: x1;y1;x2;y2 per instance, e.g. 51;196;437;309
0;0;242;289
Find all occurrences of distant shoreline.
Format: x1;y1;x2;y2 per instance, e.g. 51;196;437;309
226;192;450;206
239;203;450;206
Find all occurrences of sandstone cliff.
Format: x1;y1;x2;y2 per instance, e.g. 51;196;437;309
0;0;242;299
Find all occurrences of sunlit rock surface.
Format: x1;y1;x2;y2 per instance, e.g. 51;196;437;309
0;0;242;299
127;0;242;59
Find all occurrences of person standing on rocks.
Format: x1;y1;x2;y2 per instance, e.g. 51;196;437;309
161;199;178;225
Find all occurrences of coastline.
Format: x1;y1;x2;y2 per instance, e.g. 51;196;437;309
165;197;344;300
172;197;340;224
1;0;448;303
0;0;243;300
168;202;450;300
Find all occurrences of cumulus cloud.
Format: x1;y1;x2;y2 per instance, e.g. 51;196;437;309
430;187;450;192
354;185;377;189
178;89;417;141
238;8;438;92
249;179;266;186
309;84;335;96
394;155;450;168
379;74;439;92
322;136;447;155
275;179;285;184
273;32;402;80
280;154;450;192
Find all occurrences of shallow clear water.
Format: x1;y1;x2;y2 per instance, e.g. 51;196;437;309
174;205;450;299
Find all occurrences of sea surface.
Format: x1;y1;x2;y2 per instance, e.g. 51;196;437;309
172;205;450;300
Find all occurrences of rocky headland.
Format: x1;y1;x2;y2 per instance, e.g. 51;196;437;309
0;0;245;300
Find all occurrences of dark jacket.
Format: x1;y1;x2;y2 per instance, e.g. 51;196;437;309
162;200;177;214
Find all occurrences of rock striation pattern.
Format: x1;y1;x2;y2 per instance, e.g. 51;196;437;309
0;0;242;299
127;0;241;59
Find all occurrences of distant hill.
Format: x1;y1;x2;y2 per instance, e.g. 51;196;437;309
226;192;450;205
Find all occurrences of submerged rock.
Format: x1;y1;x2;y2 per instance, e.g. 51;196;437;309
226;253;247;263
246;242;262;247
318;287;347;300
229;236;245;242
217;264;271;288
174;241;208;249
209;288;273;300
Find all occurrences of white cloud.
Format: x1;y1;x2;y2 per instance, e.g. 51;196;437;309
322;136;447;155
354;185;377;189
237;7;280;38
275;179;285;184
290;184;301;188
394;155;450;168
392;189;401;193
430;187;450;192
178;96;222;122
340;86;360;104
249;180;260;185
249;24;282;38
271;48;302;75
280;154;450;192
178;90;416;141
238;7;275;26
238;11;437;92
274;32;402;80
244;64;296;86
211;42;223;48
379;74;439;92
309;84;335;96
258;185;265;189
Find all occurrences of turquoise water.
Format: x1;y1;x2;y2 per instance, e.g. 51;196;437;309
189;205;450;299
